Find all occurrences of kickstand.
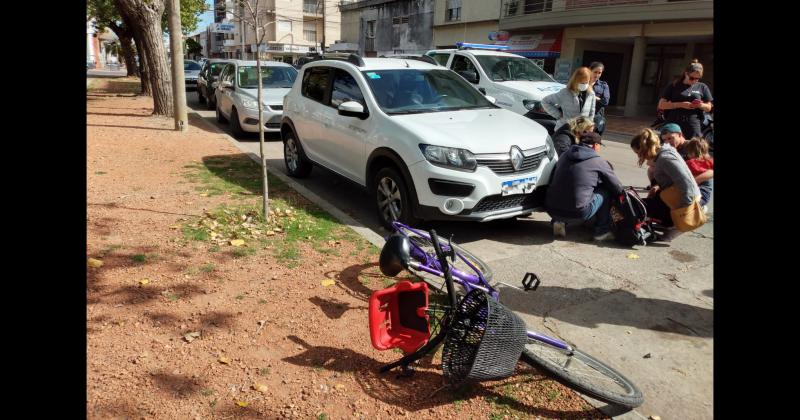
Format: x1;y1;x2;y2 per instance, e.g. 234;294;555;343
396;363;415;378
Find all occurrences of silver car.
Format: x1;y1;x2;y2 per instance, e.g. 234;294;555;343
214;60;298;137
184;60;202;91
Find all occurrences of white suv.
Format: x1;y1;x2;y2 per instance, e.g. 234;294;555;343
281;55;557;228
214;60;298;137
426;48;565;134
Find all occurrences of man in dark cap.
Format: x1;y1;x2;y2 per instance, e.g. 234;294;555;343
545;131;624;241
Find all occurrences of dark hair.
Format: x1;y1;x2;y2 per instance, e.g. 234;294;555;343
589;61;604;70
673;59;704;85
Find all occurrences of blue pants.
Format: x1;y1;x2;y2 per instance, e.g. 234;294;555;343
699;179;713;206
550;188;612;235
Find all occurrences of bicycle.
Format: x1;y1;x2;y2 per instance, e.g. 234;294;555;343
368;221;644;409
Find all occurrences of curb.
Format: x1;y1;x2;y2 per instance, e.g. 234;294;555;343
187;112;386;250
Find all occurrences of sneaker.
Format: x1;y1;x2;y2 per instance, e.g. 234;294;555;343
593;231;615;242
553;221;566;238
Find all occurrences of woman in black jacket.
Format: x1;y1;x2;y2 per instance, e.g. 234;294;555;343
552;116;596;156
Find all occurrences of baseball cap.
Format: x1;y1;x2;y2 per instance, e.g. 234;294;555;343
660;123;682;135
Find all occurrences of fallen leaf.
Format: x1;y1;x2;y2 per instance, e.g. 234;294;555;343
626;330;632;335
236;401;248;407
266;231;275;237
334;384;345;391
183;331;201;343
219;356;232;364
138;278;150;286
88;258;104;268
253;383;269;394
643;353;652;359
626;253;640;259
321;280;335;287
200;193;209;197
230;239;245;247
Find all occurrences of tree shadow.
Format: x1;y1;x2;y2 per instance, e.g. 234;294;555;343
308;296;368;320
198;154;298;199
498;285;713;338
282;335;604;418
87;123;173;131
142;310;238;331
150;371;206;399
87;111;150;118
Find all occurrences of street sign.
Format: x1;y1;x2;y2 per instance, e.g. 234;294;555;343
212;22;236;34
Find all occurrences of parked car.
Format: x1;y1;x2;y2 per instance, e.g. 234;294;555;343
215;60;298;137
184;59;202;91
197;59;233;109
426;46;565;135
280;55;557;228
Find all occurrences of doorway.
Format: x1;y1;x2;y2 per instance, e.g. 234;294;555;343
582;50;624;107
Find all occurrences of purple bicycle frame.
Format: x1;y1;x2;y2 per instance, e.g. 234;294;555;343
390;222;571;351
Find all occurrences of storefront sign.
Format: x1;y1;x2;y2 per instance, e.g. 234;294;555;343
212;22;236;33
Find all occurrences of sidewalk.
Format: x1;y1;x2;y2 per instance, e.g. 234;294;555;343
605;115;655;137
87;82;610;419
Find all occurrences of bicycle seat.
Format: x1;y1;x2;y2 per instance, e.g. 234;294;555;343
368;281;430;354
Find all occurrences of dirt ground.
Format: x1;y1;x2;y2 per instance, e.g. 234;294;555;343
87;79;608;419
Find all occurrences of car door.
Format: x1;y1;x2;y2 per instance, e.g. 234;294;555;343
449;54;481;86
295;66;333;167
321;67;371;184
218;64;235;117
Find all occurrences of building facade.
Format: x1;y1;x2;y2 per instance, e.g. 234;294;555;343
338;0;435;57
499;0;713;117
210;0;343;64
432;0;499;49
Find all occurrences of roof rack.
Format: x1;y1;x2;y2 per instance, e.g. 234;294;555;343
379;54;438;66
308;53;365;67
455;42;510;51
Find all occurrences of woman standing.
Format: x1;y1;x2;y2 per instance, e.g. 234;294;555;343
590;62;610;135
541;66;596;132
657;59;713;139
630;128;703;241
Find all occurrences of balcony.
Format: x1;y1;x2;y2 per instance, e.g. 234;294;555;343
223;39;239;47
500;0;713;30
303;1;321;14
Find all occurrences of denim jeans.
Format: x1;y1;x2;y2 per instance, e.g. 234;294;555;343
698;179;713;206
550;188;612;235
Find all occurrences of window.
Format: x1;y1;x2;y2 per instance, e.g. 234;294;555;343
392;16;409;25
428;53;451;66
505;1;519;16
219;64;233;83
302;67;331;103
446;0;462;21
366;20;375;39
450;55;479;83
524;0;553;14
303;21;317;42
330;69;366;108
237;66;298;89
278;20;292;33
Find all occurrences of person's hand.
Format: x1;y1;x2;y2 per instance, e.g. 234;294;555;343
596;96;601;101
677;101;693;109
648;185;660;197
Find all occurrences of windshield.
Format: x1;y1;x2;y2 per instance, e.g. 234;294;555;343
237;66;298;89
209;63;227;75
361;69;495;115
475;56;555;82
184;61;201;71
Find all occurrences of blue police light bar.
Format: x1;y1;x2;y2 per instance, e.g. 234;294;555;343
456;42;510;51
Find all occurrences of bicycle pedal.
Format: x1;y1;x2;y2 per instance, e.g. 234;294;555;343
522;272;541;291
397;364;416;378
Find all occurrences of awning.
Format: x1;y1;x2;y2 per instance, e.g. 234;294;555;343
504;30;563;59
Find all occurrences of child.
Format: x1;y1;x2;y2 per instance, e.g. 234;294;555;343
683;137;714;209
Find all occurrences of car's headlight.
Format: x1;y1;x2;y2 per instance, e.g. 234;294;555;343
545;134;556;160
523;99;544;112
419;144;477;172
242;99;260;110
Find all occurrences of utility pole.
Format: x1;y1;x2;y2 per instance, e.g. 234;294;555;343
168;0;188;131
320;0;325;54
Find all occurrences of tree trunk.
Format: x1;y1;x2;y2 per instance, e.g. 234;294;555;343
120;9;151;96
115;0;173;116
119;35;137;76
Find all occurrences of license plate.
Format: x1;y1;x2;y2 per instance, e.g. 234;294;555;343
501;176;537;196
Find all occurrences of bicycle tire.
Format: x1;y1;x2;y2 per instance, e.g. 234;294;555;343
521;337;643;408
396;226;493;287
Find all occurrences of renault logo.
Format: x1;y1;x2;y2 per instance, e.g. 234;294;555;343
510;146;524;171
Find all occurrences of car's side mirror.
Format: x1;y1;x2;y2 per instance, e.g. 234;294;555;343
458;70;478;84
338;101;368;119
485;95;497;104
220;80;233;90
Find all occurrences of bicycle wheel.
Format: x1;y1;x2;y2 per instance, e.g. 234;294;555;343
521;337;643;408
397;226;493;288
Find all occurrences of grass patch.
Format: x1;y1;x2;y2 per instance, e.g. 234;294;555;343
235;294;245;300
259;367;270;376
209;245;220;253
132;254;147;263
183;226;210;241
316;414;328;420
232;247;257;259
95;171;107;175
258;299;267;304
201;389;214;396
547;390;559;401
200;263;216;272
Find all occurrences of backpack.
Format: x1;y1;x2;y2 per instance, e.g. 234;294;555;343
610;187;658;246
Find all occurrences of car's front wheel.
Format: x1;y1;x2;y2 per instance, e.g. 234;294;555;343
216;100;227;123
374;167;420;230
230;107;245;138
283;130;312;178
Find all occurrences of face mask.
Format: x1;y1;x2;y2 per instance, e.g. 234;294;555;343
578;83;589;92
